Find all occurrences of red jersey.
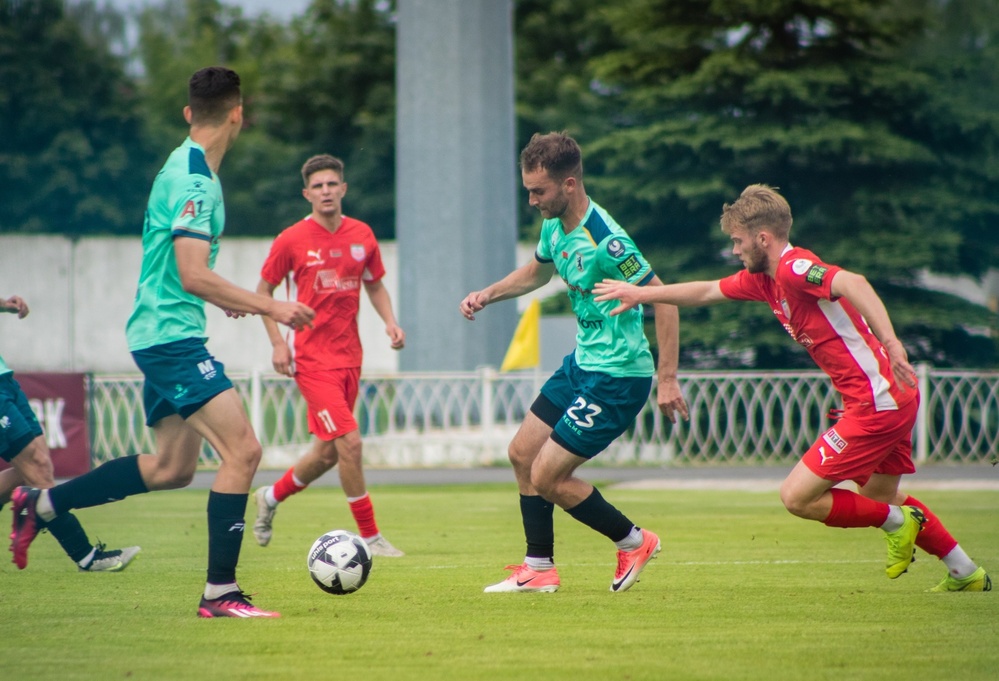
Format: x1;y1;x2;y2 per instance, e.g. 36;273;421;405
260;216;385;372
718;245;914;413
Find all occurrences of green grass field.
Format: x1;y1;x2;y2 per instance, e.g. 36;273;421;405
2;482;996;680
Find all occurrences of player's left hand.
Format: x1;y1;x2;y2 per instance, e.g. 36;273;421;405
387;323;405;350
657;376;689;424
1;295;29;318
222;307;247;319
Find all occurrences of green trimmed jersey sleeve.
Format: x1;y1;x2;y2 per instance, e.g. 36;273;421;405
536;200;656;377
125;138;225;351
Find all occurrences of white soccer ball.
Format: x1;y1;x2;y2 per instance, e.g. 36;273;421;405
307;529;373;595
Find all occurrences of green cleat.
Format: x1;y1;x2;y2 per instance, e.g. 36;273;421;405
928;567;992;593
884;505;926;579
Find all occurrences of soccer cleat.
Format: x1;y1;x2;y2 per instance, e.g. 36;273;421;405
79;543;141;572
197;591;281;618
928;567;992;593
366;535;405;557
611;529;661;593
884;505;926;579
483;563;560;593
10;486;44;570
252;486;277;547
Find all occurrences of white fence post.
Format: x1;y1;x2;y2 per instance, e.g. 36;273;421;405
481;366;495;437
250;368;263;440
915;363;930;463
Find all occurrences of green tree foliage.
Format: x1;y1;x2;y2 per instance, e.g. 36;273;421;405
255;0;397;237
0;0;153;235
569;0;998;367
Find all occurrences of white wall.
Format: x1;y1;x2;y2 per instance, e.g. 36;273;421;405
0;235;554;374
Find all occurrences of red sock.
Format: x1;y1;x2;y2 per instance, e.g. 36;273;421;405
903;495;958;558
823;488;891;528
272;467;307;502
349;493;379;538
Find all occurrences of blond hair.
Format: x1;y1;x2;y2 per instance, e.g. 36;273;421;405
720;184;792;240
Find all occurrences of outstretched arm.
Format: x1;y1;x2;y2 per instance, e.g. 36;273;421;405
459;259;555;321
256;278;294;376
174;237;314;329
831;270;916;388
593;278;727;316
364;279;405;350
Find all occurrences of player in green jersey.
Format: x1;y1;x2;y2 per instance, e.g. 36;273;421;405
10;67;315;618
460;131;690;593
2;295;139;572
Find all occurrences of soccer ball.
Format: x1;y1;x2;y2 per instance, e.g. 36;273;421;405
307;530;373;595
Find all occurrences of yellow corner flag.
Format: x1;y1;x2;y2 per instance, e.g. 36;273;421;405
500;298;540;372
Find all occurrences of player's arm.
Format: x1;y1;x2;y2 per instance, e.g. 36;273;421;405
459;258;555;321
256;278;294;376
830;270;916;388
645;276;689;424
593;279;727;315
1;295;29;319
363;279;405;350
173;237;315;329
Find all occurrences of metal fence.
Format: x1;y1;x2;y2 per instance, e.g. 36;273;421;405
87;366;998;468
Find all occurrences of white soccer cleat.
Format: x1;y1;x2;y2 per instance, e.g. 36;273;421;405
365;535;405;557
252;487;277;547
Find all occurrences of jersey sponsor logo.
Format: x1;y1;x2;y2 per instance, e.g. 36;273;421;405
565;282;591;296
577;317;604;329
616;255;642;279
791;258;812;275
564;397;603;429
805;265;828;285
607;238;625;258
197;359;217;380
822;427;848;454
772;309;813;347
351;244;366;262
315;270;360;294
180;200;199;218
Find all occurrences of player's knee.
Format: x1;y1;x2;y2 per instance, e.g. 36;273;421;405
779;484;809;518
13;438;55;488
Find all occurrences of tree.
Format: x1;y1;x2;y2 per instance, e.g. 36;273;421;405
0;0;153;235
573;0;999;367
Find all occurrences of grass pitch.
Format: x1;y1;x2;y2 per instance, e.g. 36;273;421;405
1;481;996;680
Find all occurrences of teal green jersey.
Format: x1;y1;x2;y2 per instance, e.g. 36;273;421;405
535;200;656;377
0;352;10;377
125;137;225;351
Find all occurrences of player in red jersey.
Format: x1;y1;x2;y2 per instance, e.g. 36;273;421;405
253;154;406;557
594;184;990;592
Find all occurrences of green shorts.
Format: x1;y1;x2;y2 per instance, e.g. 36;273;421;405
131;338;234;427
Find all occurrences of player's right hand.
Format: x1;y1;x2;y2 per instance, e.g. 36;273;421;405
459;291;489;321
1;295;29;319
271;301;315;330
271;342;294;377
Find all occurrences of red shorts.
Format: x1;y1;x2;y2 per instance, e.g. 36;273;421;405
295;368;360;441
801;395;918;486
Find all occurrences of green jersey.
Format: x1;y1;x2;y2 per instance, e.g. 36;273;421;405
126;137;225;351
536;200;656;378
0;352;10;377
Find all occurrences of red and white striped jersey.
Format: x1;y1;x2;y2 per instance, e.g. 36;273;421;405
718;245;915;413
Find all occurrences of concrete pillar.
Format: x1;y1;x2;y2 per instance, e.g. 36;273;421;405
396;0;518;371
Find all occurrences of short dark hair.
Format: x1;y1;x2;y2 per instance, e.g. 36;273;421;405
519;131;583;182
301;154;345;186
188;67;241;126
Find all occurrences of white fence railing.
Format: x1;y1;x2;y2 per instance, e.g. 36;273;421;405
87;366;999;468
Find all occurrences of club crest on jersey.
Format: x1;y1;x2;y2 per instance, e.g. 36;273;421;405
780;298;791;320
575;253;584;272
822;427;848;454
606;239;625;258
350;244;366;262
